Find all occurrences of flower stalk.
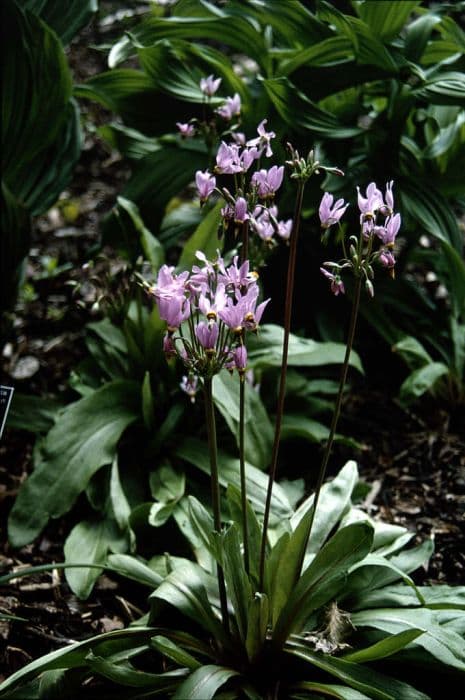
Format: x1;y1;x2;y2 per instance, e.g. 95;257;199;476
239;373;250;574
204;376;230;632
258;178;306;590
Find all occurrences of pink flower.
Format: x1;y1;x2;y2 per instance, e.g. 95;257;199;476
200;74;221;96
251;166;284;199
320;267;345;296
247;119;276;157
357;182;384;217
376;213;401;246
216;93;241;120
319;192;348;229
240;146;260;171
233;345;247;371
195;170;216;203
196;321;219;350
180;375;199;403
158;295;191;329
379;250;396;268
176;122;195;138
277;218;293;240
215;142;242;174
234;197;249;224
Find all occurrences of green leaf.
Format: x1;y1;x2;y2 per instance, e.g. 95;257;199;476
212;371;273;470
2;1;72;176
142;372;156;431
399;362;449;404
290;681;372;699
263;77;362;139
110;459;132;533
150;635;201;671
173;664;238;700
150;563;226;642
285;639;429;700
7;393;62;433
19;0;98;45
393;336;432;370
150;463;185;503
273;523;374;647
248;325;363;373
279;36;353;76
112;196;164;270
221;524;252;642
246;593;269;663
179;201;223;271
351;608;465;671
356;1;420;43
415;72;465;106
175;438;292;522
86;652;184;689
400;180;462;251
63;519;109;599
8;381;140;547
106;553;162;588
0;628;157;696
226;484;262;585
0;181;30;312
350;583;465;612
291;461;359;555
343;629;425;663
187;495;221;563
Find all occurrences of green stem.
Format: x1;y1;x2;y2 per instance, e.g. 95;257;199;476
301;274;362;567
204;377;230;631
258;181;306;590
239;373;250;574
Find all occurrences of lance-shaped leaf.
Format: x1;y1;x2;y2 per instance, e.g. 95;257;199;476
172;664;239;700
8;381;140;547
273;523;374;647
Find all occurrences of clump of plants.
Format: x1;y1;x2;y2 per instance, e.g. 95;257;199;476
2;113;464;700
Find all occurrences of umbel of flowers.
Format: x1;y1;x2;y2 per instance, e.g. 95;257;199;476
319;181;401;297
150;252;269;383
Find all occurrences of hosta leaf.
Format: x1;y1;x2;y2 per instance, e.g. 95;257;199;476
285;639;429;700
263;77;362;138
273;523;374;646
8;381;140;547
19;0;98;45
173;665;238;700
356;1;421;43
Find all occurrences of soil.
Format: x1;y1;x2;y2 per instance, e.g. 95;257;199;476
1;4;465;686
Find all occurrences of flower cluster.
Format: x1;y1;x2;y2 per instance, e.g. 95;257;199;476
150;251;269;382
319;181;401;297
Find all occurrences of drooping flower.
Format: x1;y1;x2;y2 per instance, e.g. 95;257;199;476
319;192;349;229
233;345;247;372
216;93;241;120
376;213;401;246
320;267;345;296
157;294;191;330
176;122;195;138
180;374;199;403
379;250;396;268
195;170;216;203
200;74;221;96
357;182;384;218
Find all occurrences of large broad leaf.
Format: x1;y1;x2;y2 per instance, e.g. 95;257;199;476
173;665;238;700
109;11;267;70
212;371;273;470
343;629;425;663
0;181;30;312
248;324;363;372
273;523;374;647
285;639;429;700
279;36;354;76
356;1;421;43
263;77;362;139
8;381;140;547
6;393;62;433
350;583;465;612
351;608;465;671
1;1;72;177
175;437;292;522
19;0;98;45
